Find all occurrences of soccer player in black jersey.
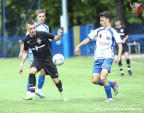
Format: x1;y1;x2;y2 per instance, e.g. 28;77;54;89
19;20;67;101
114;17;132;76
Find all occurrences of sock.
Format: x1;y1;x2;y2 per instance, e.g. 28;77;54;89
104;85;112;98
126;59;131;70
55;80;63;93
27;77;30;91
118;61;124;73
37;75;45;89
29;74;36;96
99;80;114;87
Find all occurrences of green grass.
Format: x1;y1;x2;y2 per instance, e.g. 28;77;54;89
0;57;144;113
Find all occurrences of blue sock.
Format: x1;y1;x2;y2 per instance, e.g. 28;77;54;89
27;77;30;91
37;75;45;89
104;85;112;98
99;80;114;87
109;81;114;87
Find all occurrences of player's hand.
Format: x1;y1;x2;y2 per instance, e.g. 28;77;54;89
75;46;80;55
19;66;23;74
18;52;22;60
114;56;121;63
57;29;63;36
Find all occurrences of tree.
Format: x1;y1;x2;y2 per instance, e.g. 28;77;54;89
114;0;126;26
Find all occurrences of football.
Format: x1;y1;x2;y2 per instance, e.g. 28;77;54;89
52;54;64;66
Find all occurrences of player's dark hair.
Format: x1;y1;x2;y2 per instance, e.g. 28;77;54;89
36;9;45;16
115;17;121;21
26;20;35;26
99;11;112;21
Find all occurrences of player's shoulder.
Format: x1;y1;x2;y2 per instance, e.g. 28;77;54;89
110;27;118;32
97;27;105;30
92;27;104;32
44;24;49;28
23;35;29;41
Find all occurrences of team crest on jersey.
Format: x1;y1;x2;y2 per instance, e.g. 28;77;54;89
106;36;110;40
120;29;124;32
37;38;41;44
99;34;102;38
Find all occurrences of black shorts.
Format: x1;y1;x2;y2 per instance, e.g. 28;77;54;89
30;59;58;78
115;43;128;55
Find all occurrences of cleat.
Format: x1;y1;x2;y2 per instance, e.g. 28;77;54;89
35;90;45;99
112;81;118;96
60;93;68;101
120;73;124;76
23;96;35;101
105;98;114;102
128;70;132;76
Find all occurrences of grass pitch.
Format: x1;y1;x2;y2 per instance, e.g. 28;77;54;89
0;57;144;113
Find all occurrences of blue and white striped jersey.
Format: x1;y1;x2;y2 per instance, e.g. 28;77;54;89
88;27;123;60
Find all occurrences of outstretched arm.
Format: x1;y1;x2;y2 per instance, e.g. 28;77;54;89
75;38;91;55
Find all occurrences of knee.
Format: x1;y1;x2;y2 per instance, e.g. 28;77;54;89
40;70;45;77
53;78;59;84
100;77;107;83
29;68;37;74
92;79;99;84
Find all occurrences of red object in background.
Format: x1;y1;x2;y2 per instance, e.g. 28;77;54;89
136;4;142;13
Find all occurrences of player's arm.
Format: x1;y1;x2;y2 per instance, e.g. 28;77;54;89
75;38;91;55
54;29;63;41
19;50;28;74
19;39;29;74
19;43;24;60
123;27;129;44
123;35;129;44
114;44;123;63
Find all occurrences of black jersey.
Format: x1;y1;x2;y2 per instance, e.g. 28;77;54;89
114;26;128;40
23;31;54;60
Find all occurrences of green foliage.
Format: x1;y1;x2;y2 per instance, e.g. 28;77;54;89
0;0;143;37
0;57;144;113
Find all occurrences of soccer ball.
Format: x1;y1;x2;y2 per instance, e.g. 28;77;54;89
52;54;64;66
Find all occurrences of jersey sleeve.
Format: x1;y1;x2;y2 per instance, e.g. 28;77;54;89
88;29;98;40
113;29;123;44
44;32;55;39
23;38;29;51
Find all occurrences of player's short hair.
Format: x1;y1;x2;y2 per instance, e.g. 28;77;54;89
115;17;121;21
36;9;45;16
99;11;112;21
26;20;35;27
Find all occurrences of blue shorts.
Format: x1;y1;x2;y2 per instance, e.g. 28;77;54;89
92;59;113;73
28;53;34;63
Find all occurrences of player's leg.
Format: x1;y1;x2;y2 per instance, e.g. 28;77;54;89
23;67;37;101
27;53;33;96
116;44;124;76
52;78;67;101
100;69;114;102
118;59;124;76
101;59;117;102
92;60;114;87
35;69;46;98
124;51;132;76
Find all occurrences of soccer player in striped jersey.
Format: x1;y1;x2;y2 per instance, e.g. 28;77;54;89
19;9;50;99
75;11;123;102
